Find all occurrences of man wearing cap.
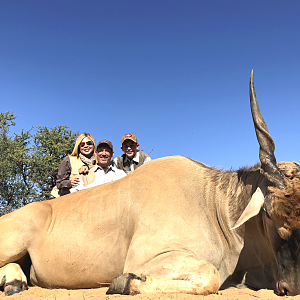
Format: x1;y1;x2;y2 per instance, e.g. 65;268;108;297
114;133;151;174
70;140;126;192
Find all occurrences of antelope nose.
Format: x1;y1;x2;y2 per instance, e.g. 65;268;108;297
277;281;292;296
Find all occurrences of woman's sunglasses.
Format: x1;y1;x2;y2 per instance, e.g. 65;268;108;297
80;141;93;147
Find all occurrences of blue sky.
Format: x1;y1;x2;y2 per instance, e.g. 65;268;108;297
1;1;299;170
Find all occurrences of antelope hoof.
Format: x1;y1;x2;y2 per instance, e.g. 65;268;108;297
106;273;146;295
4;280;27;296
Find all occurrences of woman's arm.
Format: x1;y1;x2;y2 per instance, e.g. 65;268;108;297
56;157;72;189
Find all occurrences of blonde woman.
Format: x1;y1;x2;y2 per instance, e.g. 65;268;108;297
55;133;96;197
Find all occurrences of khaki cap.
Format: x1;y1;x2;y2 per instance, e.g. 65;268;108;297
122;133;138;144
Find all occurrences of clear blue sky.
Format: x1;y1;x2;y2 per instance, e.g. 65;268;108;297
1;1;299;170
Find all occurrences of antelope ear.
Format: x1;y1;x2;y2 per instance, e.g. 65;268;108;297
231;187;265;230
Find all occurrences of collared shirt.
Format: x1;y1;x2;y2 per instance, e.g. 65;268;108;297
70;163;127;192
114;150;151;174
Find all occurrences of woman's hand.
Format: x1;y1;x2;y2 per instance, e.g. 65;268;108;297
71;177;80;187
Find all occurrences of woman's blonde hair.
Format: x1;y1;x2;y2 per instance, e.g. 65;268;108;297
70;133;96;158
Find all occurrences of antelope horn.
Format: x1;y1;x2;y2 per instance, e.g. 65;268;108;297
250;70;285;189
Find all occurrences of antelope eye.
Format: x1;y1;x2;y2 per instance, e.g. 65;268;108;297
263;207;271;219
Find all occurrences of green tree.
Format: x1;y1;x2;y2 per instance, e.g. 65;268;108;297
0;112;79;215
30;126;79;200
0;112;33;211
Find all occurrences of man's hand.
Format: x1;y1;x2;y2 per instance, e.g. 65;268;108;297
78;166;89;174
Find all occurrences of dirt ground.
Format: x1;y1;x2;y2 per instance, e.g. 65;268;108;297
1;286;300;300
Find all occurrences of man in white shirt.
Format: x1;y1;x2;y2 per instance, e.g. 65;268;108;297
71;140;126;192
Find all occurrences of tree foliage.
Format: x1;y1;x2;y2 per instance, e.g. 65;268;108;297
0;111;79;215
31;126;78;200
